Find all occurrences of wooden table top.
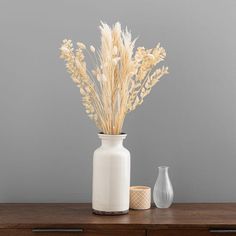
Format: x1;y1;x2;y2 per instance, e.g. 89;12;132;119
0;203;236;229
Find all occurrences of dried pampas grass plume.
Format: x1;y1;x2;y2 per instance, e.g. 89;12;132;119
60;22;169;134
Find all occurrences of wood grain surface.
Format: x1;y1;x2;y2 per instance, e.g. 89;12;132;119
0;203;236;230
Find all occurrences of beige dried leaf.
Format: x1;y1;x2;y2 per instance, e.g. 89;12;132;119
60;23;169;134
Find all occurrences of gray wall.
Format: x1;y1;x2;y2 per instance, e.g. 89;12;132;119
0;0;236;203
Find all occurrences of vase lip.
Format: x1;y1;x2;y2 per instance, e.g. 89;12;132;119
98;132;127;140
158;166;169;169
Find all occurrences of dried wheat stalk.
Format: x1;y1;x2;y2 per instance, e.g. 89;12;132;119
60;22;169;134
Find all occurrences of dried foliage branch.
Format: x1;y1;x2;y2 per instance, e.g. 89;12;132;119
60;22;169;134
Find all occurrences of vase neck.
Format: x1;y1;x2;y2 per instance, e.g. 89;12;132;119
98;133;127;148
158;166;169;176
101;139;123;148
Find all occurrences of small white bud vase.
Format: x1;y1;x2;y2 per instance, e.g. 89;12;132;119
92;133;130;215
153;166;174;208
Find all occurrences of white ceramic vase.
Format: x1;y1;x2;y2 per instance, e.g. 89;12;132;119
92;133;130;215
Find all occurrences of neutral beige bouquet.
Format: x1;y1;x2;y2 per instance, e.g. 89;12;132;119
60;22;168;134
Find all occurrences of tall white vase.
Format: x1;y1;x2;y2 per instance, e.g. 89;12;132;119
92;133;130;215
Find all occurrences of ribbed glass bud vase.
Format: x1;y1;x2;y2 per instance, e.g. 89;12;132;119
153;166;174;208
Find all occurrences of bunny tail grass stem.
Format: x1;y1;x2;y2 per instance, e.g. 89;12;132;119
60;22;169;135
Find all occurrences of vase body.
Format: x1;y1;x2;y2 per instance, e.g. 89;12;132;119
153;166;174;208
92;133;130;215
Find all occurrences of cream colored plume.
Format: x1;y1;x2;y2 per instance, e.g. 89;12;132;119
60;22;169;134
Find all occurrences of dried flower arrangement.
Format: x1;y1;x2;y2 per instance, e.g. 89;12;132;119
60;22;169;135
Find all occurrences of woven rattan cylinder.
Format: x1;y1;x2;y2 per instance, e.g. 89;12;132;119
130;186;151;210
